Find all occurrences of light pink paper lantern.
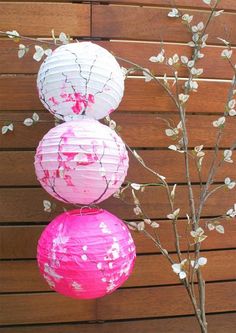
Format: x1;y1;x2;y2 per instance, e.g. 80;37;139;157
34;118;129;205
37;208;136;299
37;42;124;121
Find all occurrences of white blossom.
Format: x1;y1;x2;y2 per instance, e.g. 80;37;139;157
187;60;195;68
149;50;165;63
178;93;189;103
23;118;34;126
18;44;28;58
191;257;207;269
197;51;204;59
227;204;236;218
6;30;19;38
188;41;195;47
43;200;52;213
202;0;211;5
33;45;45;62
224;150;233;163
131;183;141;191
151;222;160;228
224;177;236;189
44;49;52;57
208;222;224;234
143;69;153;82
168;54;179;66
165;128;178;137
32;113;40;122
168;8;180;18
181;56;189;64
59;32;70;44
127;222;138;231
229;109;236;116
215;225;225;234
212;116;225;128
165;121;182;137
167;208;180;220
221;49;233;59
192;22;204;33
144;218;152;225
190;227;207;243
194;145;205;156
168;144;185;153
172;259;188;279
185;80;198;91
1;123;13;135
228;99;236;109
137;222;145;231
33;45;52;62
227;210;236;218
192;34;200;44
182;14;193;24
202;34;208;44
208;223;215;231
134;206;142;216
191;68;203;76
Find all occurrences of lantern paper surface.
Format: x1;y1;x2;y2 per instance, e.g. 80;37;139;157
34;118;129;205
37;208;136;299
37;42;124;121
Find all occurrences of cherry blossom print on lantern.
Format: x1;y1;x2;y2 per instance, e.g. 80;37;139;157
37;208;136;299
34;118;129;205
37;42;124;121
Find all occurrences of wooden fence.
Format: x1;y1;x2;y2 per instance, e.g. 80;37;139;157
0;1;236;332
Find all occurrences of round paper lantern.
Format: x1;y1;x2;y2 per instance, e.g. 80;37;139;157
34;118;129;205
37;42;124;121
37;208;136;299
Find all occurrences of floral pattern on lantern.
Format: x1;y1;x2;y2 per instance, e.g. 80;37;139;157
34;118;129;205
37;208;136;299
37;42;124;121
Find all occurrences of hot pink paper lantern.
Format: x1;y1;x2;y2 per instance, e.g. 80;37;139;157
37;208;136;299
34;118;129;205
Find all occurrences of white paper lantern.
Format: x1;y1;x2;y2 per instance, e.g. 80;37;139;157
34;118;129;205
37;42;124;121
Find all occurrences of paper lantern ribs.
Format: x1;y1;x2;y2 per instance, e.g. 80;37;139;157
37;208;136;299
34;118;129;205
37;42;124;121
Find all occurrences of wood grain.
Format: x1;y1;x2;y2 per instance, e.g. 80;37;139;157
1;149;235;186
1;40;235;80
3;0;236;11
0;3;90;37
0;292;96;325
97;282;236;320
91;0;236;11
1;282;235;325
1;218;236;259
0;185;235;222
1;313;236;333
1;112;236;149
92;5;236;45
1;250;235;292
0;76;232;113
